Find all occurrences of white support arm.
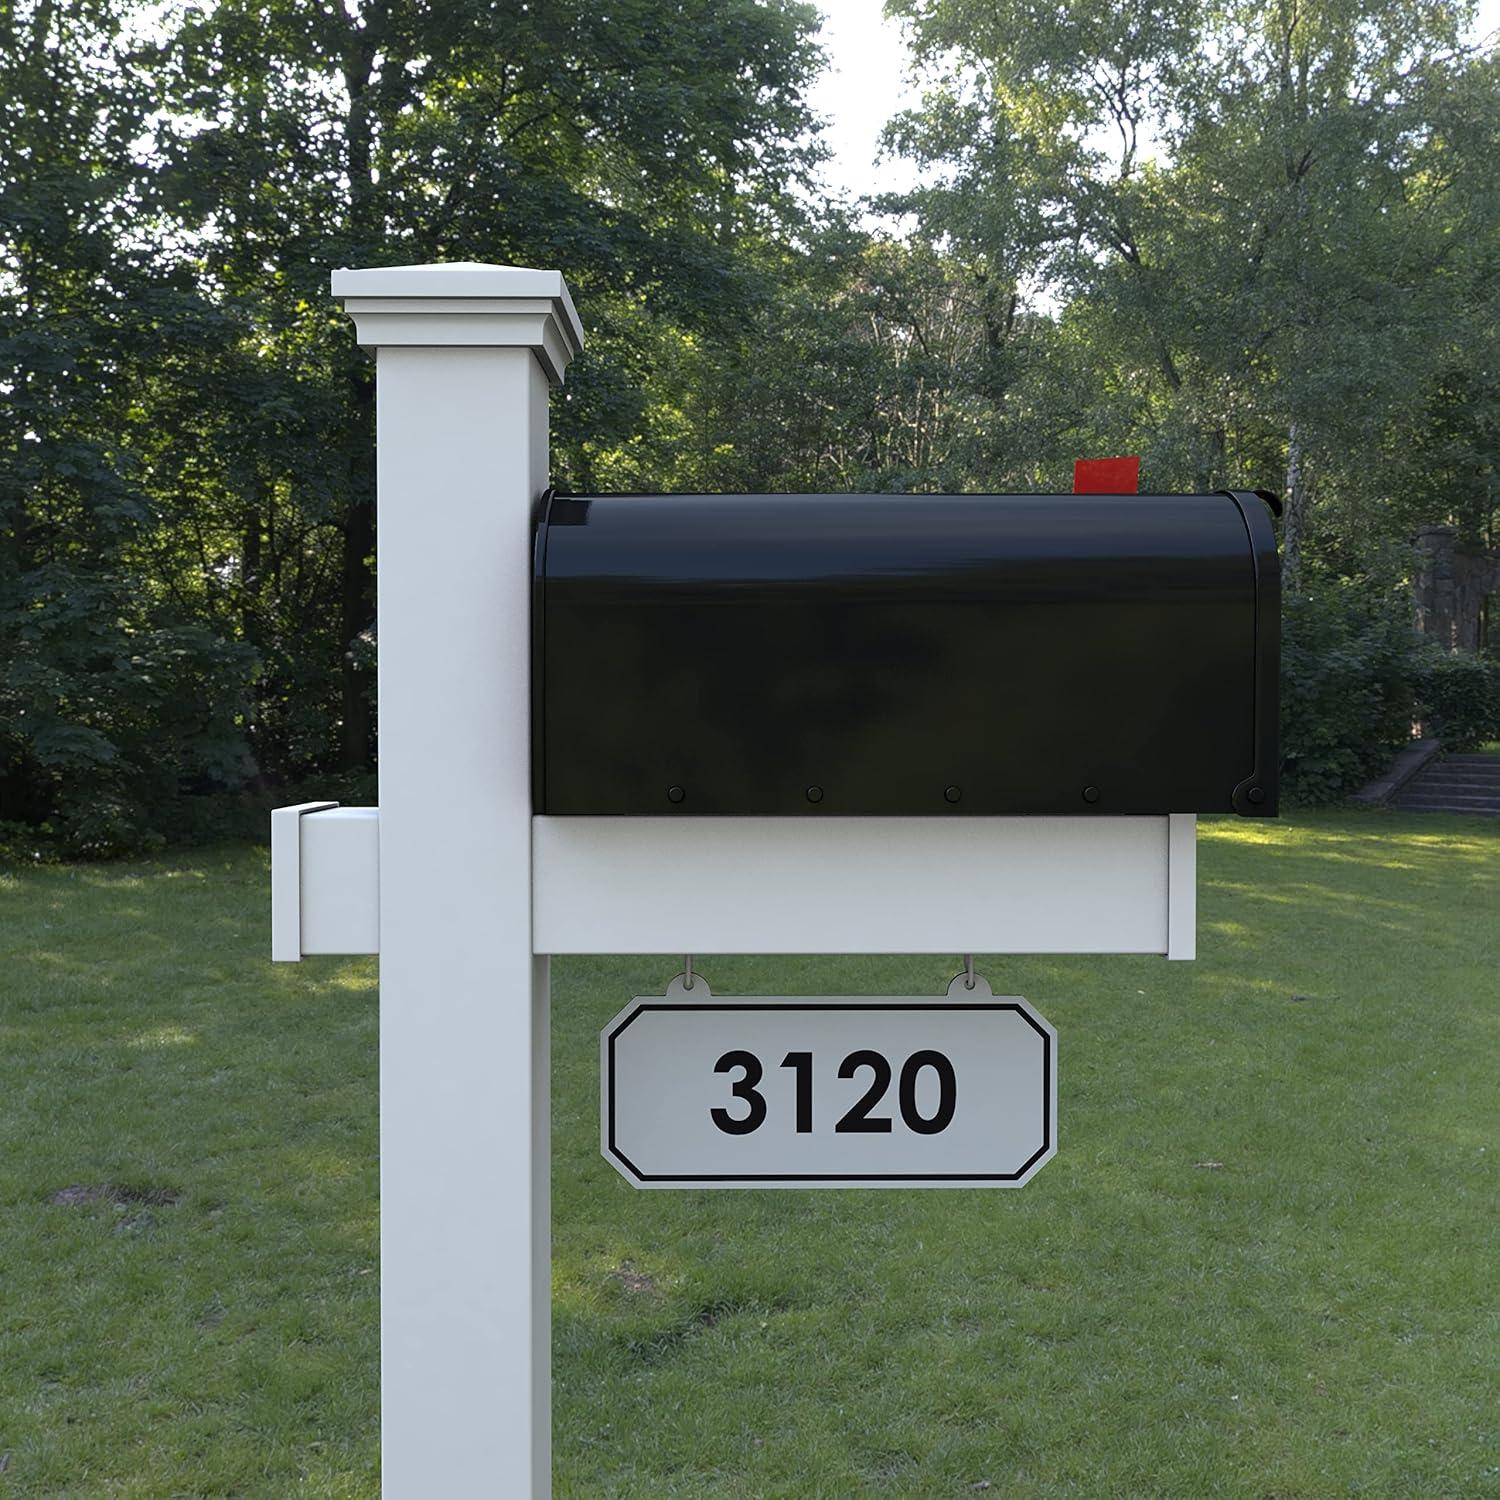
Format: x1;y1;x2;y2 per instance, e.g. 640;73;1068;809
534;814;1198;958
271;801;337;961
270;803;380;960
1166;813;1197;961
271;806;1197;962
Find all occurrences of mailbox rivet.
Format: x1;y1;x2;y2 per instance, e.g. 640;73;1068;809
944;785;962;803
1247;786;1266;804
666;785;685;804
1082;786;1101;804
806;785;824;803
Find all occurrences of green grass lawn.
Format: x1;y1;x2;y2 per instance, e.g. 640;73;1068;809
2;812;1496;1497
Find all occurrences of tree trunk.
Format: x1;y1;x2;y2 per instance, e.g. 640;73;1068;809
335;6;383;773
339;366;377;771
338;492;375;771
1282;421;1306;588
1195;426;1227;492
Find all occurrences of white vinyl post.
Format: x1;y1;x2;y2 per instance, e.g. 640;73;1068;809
332;262;582;1499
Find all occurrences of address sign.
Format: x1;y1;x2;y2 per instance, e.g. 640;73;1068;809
601;976;1056;1189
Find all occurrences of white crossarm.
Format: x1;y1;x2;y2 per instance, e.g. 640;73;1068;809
272;808;1197;960
269;803;380;960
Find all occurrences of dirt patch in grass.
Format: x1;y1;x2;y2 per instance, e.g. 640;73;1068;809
51;1183;182;1207
606;1261;658;1295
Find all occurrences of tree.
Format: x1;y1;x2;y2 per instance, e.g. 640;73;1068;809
885;0;1500;582
0;0;252;853
148;0;826;780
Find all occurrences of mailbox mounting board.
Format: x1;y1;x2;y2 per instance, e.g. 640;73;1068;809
533;491;1278;817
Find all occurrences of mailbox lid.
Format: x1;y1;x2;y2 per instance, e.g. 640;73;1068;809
535;491;1278;816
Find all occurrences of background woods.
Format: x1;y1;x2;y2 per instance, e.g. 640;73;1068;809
3;0;1499;853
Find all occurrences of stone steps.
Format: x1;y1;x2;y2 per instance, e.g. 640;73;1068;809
1390;753;1500;815
1395;793;1500;813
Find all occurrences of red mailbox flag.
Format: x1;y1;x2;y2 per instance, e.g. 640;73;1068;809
1073;456;1140;493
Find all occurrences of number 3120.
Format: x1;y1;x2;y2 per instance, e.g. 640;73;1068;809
711;1050;957;1136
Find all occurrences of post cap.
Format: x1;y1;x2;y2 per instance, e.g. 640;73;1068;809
331;262;583;384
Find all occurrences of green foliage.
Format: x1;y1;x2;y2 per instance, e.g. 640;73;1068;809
0;0;257;856
3;0;827;852
1279;582;1421;804
1416;647;1500;751
0;597;256;857
884;0;1500;580
5;0;1499;851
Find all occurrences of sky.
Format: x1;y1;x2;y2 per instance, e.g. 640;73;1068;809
808;0;1500;207
805;0;923;207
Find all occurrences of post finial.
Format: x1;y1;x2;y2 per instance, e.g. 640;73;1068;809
331;261;583;384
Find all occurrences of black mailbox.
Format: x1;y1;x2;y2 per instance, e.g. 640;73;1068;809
533;490;1279;817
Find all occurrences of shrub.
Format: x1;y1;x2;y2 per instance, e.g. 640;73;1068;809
0;572;259;859
1280;583;1422;805
1415;649;1500;752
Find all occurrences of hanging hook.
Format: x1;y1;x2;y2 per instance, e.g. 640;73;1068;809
963;953;976;991
682;954;695;992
